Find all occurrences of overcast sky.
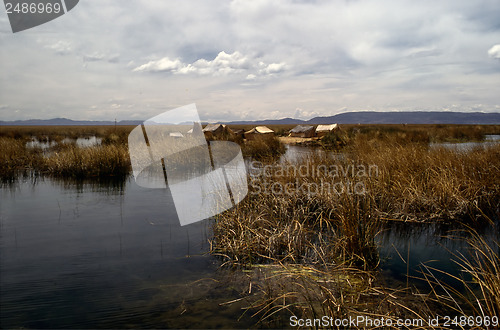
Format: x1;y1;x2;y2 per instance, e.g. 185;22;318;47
1;0;499;122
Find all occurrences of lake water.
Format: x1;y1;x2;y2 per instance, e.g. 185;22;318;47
26;136;103;150
0;177;253;329
430;134;500;151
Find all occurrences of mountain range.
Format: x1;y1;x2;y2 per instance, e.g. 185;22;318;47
1;111;499;126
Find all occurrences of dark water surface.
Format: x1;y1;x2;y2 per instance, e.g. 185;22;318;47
377;221;498;288
0;177;252;329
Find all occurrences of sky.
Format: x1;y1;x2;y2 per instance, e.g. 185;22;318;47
1;0;499;122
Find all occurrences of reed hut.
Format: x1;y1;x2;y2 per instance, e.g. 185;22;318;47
315;124;338;137
289;125;315;138
202;124;233;140
244;126;274;140
231;129;245;140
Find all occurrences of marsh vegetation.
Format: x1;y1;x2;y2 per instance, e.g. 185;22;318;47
1;124;499;328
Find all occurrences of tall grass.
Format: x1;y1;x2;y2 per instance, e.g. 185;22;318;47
351;142;500;222
241;135;286;160
0;125;134;142
212;154;382;269
213;140;499;270
0;137;44;181
42;143;130;178
0;133;131;180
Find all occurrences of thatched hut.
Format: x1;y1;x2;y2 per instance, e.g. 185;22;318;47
202;123;233;140
315;124;338;137
244;126;274;140
231;129;245;140
289;125;316;138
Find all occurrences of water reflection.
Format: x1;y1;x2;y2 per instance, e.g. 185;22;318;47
26;136;102;150
430;134;500;151
0;177;252;328
26;138;58;149
377;220;499;288
281;145;344;163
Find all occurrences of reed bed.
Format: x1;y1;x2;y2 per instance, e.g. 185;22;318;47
350;141;500;222
342;124;500;144
0;137;44;181
212;157;382;269
0;135;131;180
42;143;130;178
238;262;446;329
212;139;499;268
0;125;134;143
240;135;286;160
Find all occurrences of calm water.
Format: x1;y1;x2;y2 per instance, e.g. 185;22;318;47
377;221;498;288
430;134;500;151
26;136;103;149
0;177;252;329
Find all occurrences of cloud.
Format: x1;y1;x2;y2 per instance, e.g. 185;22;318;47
488;44;500;59
133;51;285;77
178;51;251;75
133;57;184;73
294;107;319;120
259;62;286;75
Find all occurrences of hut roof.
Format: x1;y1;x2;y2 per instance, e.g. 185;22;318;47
289;125;315;133
316;124;338;132
202;123;227;132
245;126;274;134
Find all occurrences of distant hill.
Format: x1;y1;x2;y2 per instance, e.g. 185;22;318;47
1;111;499;126
231;111;500;125
225;117;304;125
304;111;500;125
0;118;143;126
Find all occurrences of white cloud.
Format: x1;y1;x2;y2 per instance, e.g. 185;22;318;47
133;51;285;77
294;108;319;120
259;62;286;75
133;57;184;72
177;51;250;75
488;44;500;59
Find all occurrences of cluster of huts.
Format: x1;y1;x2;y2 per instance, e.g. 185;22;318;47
200;123;339;140
288;124;338;138
202;124;275;140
